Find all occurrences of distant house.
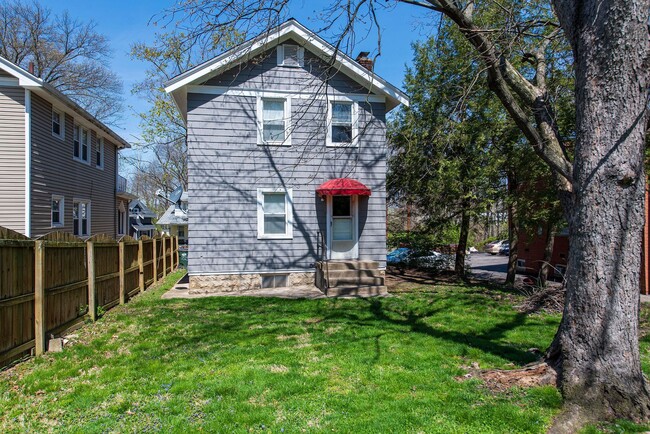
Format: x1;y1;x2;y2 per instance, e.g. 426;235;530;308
128;199;157;239
165;20;408;295
158;191;188;245
0;56;133;238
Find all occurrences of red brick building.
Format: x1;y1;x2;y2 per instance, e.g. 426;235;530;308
518;187;650;294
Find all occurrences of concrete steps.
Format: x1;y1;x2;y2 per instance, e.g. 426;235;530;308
315;260;387;297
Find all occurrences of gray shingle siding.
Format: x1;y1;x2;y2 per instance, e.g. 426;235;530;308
187;45;387;275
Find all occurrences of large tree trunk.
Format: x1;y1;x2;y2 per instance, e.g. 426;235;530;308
548;0;650;423
455;203;470;279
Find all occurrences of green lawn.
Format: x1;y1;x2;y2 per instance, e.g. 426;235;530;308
1;271;647;433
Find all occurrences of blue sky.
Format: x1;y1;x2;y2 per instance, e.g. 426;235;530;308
39;0;436;162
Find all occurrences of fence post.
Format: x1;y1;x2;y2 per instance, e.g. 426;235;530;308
119;240;126;304
34;240;46;356
176;236;180;270
152;238;158;284
162;236;167;278
138;239;144;292
87;240;97;321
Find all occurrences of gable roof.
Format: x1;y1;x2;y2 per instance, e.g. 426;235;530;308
164;19;409;119
128;199;157;218
0;56;130;149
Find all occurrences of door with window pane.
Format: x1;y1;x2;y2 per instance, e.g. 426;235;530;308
329;195;358;260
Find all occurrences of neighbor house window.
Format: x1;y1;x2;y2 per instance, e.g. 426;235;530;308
327;100;358;146
257;188;293;239
51;195;64;227
73;200;90;236
51;109;64;139
117;202;126;236
258;97;291;145
96;137;104;169
276;44;304;67
178;227;185;239
73;125;90;163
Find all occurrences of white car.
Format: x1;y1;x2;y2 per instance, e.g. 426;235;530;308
484;240;507;255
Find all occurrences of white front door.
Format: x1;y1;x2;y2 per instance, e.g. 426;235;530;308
328;195;358;260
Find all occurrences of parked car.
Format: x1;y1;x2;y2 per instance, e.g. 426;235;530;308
499;241;510;255
484;239;508;255
416;251;454;269
468;246;478;254
387;247;412;265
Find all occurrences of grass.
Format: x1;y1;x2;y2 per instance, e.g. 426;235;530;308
0;271;645;433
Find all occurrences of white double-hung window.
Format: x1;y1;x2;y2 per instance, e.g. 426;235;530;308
73;124;90;163
257;97;291;145
51;109;64;139
96;137;104;169
73;200;90;236
327;100;358;147
257;188;293;239
51;195;64;227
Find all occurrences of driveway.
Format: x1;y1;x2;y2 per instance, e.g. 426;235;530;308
469;252;509;281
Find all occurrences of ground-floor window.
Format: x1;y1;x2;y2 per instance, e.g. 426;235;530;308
256;188;293;239
73;200;90;236
51;195;64;228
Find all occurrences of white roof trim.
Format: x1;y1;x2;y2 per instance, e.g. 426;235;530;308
164;19;409;115
0;55;131;149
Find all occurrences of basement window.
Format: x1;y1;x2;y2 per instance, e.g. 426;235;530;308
261;274;288;289
516;259;526;268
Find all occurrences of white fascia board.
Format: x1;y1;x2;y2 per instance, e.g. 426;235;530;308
0;56;43;87
164;20;409;109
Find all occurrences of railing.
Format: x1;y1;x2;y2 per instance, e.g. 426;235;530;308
117;175;128;193
316;230;329;292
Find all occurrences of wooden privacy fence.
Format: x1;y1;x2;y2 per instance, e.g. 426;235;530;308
0;227;179;367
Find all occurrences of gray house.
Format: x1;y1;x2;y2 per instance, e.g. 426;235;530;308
165;20;408;295
0;56;133;238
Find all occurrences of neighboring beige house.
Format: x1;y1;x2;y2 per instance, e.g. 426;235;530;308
0;56;133;238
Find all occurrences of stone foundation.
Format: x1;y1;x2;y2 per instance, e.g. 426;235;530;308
189;272;316;294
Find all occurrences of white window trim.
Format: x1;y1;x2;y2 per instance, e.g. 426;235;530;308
257;188;294;240
73;124;91;165
276;44;304;67
326;98;359;147
51;108;65;141
51;194;64;228
73;199;91;237
256;96;292;146
96;137;104;170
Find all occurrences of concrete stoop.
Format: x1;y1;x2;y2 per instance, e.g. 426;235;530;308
315;260;388;297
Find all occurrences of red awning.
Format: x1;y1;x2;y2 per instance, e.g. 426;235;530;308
316;178;372;196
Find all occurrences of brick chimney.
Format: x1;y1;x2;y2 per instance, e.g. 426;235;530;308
28;61;34;75
355;51;373;72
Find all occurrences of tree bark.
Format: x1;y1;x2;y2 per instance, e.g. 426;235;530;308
455;203;470;279
547;0;650;423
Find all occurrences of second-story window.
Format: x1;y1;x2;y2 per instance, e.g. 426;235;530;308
258;97;291;145
96;137;104;169
327;100;358;147
73;125;90;163
51;109;64;139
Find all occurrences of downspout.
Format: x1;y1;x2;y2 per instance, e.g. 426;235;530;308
24;89;31;237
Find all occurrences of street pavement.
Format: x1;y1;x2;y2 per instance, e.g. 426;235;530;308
468;252;509;281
